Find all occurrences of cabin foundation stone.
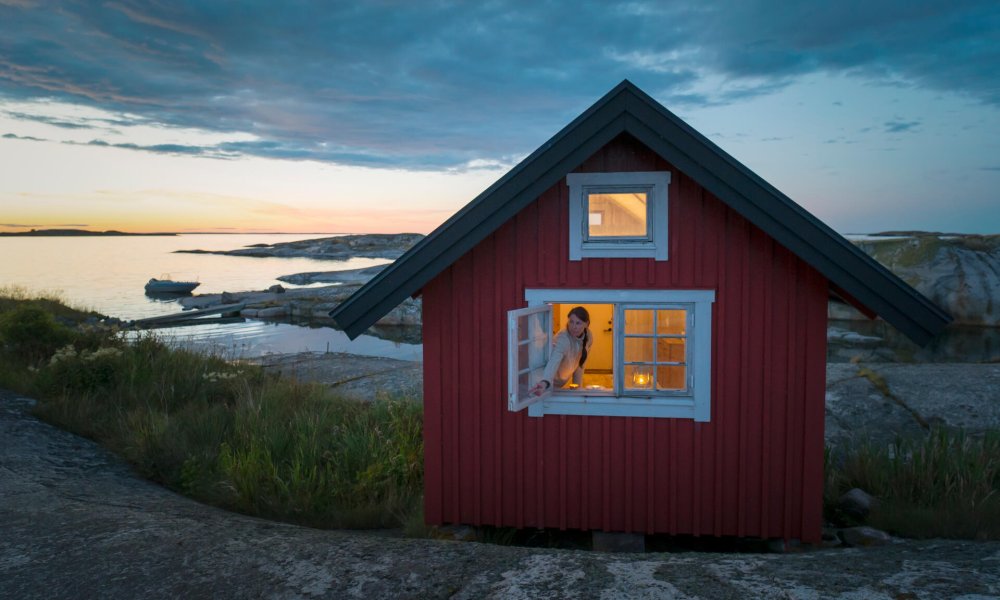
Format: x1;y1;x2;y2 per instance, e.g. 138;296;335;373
592;531;645;553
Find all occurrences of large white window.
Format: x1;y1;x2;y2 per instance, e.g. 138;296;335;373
507;289;714;421
566;171;670;260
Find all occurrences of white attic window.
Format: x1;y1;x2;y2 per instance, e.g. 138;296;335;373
567;171;670;260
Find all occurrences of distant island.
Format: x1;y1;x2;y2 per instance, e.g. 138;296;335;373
0;229;178;237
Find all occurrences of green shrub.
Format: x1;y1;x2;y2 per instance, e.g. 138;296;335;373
0;305;74;364
21;326;424;530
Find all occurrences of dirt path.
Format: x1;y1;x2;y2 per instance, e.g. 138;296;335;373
2;390;999;599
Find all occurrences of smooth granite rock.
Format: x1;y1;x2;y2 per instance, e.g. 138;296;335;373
4;388;999;599
831;234;1000;326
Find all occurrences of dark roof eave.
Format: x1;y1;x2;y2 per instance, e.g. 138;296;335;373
618;101;950;344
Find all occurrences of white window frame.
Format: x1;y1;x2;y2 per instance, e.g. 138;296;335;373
506;305;554;411
566;171;671;261
512;288;714;421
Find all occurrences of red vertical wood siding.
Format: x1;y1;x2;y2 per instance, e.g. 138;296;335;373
422;134;828;542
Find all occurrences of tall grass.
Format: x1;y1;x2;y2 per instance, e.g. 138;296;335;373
0;293;423;530
826;431;1000;540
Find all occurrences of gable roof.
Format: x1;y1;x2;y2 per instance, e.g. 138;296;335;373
330;80;951;345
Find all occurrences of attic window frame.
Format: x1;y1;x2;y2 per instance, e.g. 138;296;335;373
567;171;671;261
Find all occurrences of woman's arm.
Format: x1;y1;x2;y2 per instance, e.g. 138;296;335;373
542;332;570;384
530;333;570;396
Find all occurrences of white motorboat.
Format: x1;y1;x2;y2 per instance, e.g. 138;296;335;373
144;277;200;294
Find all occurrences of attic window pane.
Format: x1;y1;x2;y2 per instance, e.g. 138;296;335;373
587;193;647;238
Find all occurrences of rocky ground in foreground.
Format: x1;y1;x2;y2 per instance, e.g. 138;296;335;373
3;389;998;600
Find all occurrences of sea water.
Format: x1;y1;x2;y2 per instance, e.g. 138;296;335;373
0;233;421;360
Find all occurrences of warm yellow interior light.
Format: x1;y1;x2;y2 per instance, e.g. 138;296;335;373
632;369;651;387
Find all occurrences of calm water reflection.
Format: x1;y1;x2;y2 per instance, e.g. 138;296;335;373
0;234;410;360
829;319;1000;363
142;320;422;361
0;233;388;320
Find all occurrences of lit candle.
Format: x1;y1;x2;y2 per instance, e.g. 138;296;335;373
632;370;651;387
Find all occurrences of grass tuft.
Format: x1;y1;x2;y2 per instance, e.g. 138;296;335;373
826;430;1000;540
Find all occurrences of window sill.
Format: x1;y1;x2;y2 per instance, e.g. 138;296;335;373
528;393;704;420
575;241;661;260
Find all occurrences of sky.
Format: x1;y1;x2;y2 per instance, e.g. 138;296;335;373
1;1;998;234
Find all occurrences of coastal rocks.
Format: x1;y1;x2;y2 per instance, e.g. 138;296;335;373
278;265;387;286
832;234;1000;326
824;362;1000;451
176;233;424;261
7;388;1000;598
181;283;422;329
838;488;878;522
254;352;422;401
241;306;287;318
838;526;893;547
825;363;928;450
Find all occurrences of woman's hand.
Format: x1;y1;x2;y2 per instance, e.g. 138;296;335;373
530;380;551;396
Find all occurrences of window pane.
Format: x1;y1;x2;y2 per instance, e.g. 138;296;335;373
624;309;653;335
656;338;686;363
656;365;686;391
527;325;547;369
517;315;529;342
624;337;653;363
657;309;686;335
518;342;530;368
518;371;531;398
587;193;647;238
624;365;654;391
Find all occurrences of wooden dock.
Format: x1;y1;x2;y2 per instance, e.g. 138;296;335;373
132;303;246;329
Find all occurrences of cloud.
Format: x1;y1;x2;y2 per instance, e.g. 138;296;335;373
0;1;996;169
980;166;1000;172
2;110;94;129
2;132;45;141
84;138;211;156
884;119;921;133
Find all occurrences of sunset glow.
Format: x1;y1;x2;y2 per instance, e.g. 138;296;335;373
1;2;997;234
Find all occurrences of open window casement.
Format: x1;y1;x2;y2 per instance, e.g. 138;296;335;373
507;304;553;411
519;288;715;421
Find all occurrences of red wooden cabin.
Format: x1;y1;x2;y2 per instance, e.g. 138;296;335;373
332;81;949;544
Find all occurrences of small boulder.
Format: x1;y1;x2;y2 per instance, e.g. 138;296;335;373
255;306;287;318
267;284;285;294
431;525;477;542
838;488;877;522
838;526;892;547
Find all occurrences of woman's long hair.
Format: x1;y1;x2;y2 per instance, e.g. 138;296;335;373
567;306;590;367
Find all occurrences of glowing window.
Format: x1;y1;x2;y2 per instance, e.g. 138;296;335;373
567;171;670;260
509;289;715;421
587;192;648;239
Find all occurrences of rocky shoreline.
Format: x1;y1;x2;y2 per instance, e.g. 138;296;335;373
168;234;419;327
176;232;424;261
832;233;1000;326
173;232;1000;329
